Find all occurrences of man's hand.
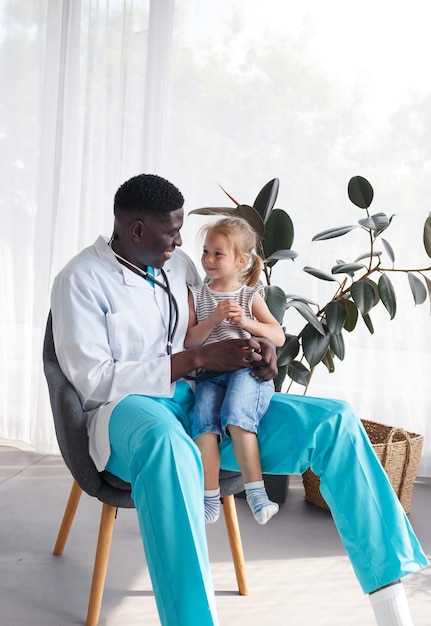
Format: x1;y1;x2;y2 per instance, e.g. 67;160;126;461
171;337;277;383
247;337;278;381
198;338;264;372
200;337;278;381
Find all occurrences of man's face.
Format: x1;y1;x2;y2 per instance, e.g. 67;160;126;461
137;207;184;268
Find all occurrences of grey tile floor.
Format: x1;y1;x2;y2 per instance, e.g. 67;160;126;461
1;445;430;626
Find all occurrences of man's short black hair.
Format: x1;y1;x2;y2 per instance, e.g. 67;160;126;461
114;174;184;216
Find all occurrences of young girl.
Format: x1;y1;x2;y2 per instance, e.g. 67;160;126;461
185;216;286;525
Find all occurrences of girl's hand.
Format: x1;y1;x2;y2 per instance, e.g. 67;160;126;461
228;305;248;328
213;300;243;325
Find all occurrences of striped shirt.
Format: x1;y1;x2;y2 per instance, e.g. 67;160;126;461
188;283;264;345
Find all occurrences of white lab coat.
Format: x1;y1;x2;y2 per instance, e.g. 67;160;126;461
51;235;201;470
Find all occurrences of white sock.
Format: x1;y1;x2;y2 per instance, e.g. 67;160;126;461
204;487;220;524
244;480;279;525
369;583;414;626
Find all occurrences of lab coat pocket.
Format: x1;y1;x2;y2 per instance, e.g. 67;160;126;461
106;308;148;361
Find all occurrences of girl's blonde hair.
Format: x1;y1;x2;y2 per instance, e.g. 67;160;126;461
199;216;263;286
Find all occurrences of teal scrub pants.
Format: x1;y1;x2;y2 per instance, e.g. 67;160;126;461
106;384;428;626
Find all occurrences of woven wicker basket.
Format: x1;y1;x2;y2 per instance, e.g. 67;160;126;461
302;419;424;514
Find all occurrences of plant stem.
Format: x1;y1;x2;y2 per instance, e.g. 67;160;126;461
379;266;431;273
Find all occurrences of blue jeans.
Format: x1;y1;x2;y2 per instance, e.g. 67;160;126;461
190;368;274;439
106;385;429;626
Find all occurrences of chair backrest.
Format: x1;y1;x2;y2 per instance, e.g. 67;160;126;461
43;312;244;502
43;312;134;508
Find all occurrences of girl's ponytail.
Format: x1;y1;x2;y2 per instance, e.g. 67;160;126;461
241;251;263;287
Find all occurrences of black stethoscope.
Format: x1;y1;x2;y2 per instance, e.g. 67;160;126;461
109;238;229;381
109;239;179;355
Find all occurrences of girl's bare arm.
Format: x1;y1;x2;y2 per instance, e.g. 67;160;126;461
231;291;285;346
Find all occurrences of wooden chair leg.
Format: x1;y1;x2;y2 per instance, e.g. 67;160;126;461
53;479;83;555
222;494;249;596
86;503;117;626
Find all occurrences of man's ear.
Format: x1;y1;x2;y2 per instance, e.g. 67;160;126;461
130;219;144;241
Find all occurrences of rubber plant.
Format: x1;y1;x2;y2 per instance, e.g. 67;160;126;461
189;176;431;392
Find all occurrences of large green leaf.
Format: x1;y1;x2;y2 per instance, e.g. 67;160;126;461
325;300;346;334
331;262;365;275
264;249;298;263
303;266;337;282
264;285;287;324
329;332;345;361
424;214;431;259
350;280;376;316
302;323;331;367
312;225;359;241
343;299;359;332
322;350;335;373
262;209;294;265
276;335;300;367
253;178;279;224
424;275;431;315
348;175;374;209
355;251;382;262
287;361;311;386
381;238;395;264
365;278;380;306
358;212;393;237
284;294;319;306
362;313;375;334
236;204;265;238
188;206;233;217
188;204;265;238
286;300;325;334
378;274;396;319
408;273;427;305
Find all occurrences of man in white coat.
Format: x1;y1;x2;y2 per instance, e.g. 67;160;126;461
51;173;428;626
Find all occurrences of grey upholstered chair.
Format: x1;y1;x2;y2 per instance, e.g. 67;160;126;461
43;312;248;626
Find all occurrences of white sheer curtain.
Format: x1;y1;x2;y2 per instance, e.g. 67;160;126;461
0;0;175;452
1;0;430;476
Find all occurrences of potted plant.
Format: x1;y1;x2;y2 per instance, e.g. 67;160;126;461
189;176;431;509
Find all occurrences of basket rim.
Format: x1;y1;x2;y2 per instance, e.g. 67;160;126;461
361;418;424;441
